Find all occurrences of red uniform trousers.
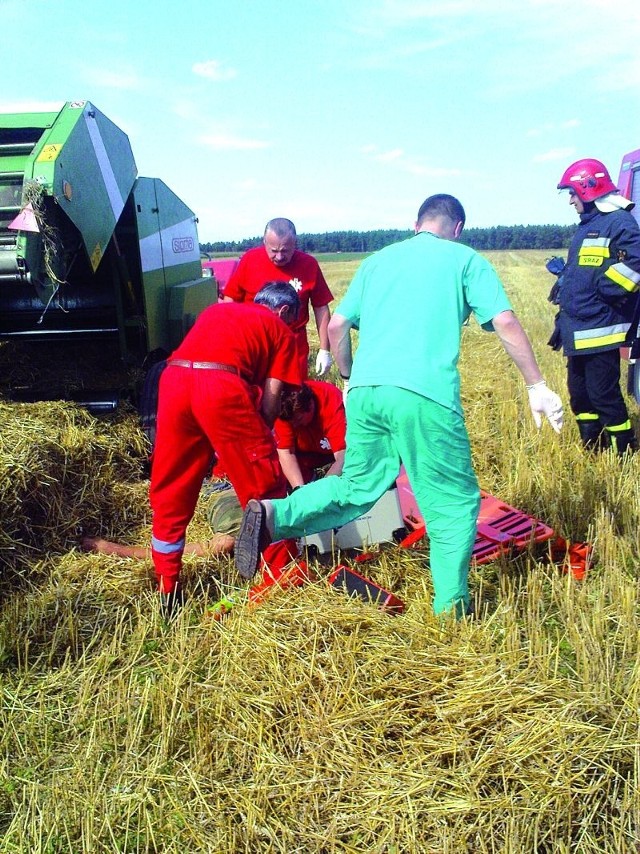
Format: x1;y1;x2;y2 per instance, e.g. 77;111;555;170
150;364;297;592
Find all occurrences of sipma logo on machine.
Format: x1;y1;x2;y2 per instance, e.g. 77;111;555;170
172;237;195;253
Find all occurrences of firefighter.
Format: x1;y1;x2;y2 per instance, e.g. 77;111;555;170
555;158;640;453
223;218;334;378
233;194;564;618
149;281;302;616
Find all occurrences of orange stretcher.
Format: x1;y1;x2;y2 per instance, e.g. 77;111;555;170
395;467;554;564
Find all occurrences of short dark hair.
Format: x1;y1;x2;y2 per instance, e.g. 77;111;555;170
254;280;300;320
416;194;466;229
279;383;315;421
264;218;297;239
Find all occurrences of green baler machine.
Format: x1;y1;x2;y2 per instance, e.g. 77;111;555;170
0;100;215;402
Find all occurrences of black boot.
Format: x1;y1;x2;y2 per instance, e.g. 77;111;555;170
605;427;637;455
577;418;607;451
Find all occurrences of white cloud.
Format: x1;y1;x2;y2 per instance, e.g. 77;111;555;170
527;120;580;138
348;0;500;35
235;178;261;192
362;0;638;32
405;163;462;177
347;0;640;97
362;143;460;177
192;60;237;81
375;148;405;162
533;148;576;163
198;132;269;151
362;144;404;163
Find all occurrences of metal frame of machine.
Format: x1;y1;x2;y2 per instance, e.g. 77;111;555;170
0;100;216;399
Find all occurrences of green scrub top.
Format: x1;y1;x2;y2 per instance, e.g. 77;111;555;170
336;232;512;415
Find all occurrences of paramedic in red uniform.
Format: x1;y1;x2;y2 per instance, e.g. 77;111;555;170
274;380;346;489
150;281;302;614
223;218;334;378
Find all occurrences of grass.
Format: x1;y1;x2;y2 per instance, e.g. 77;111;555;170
1;250;639;852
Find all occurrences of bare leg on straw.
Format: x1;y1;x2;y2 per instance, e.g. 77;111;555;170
81;534;234;560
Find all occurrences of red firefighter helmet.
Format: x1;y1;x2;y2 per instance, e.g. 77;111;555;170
557;158;618;202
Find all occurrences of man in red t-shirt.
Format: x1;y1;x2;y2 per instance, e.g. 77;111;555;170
150;282;302;615
224;218;334;378
274;380;346;489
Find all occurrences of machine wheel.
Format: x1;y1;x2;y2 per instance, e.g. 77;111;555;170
139;351;168;453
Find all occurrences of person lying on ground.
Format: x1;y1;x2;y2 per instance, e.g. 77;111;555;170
81;483;241;561
81;532;234;560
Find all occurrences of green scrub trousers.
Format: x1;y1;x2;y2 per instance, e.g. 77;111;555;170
271;386;480;615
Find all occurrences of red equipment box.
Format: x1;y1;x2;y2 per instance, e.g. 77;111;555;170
248;560;316;605
395;467;554;564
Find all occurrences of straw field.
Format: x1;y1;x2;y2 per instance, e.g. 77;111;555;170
1;250;639;853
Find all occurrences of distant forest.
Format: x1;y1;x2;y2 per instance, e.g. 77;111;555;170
201;224;575;256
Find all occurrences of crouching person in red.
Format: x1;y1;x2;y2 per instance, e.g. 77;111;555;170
149;281;302;616
274;380;346;489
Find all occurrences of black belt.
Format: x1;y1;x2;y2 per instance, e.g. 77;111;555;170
167;359;238;374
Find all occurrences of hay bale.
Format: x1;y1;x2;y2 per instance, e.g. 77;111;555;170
0;401;149;576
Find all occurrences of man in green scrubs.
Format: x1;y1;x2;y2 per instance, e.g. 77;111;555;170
235;194;564;616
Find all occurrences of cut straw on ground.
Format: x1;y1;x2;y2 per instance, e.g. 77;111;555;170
1;250;639;852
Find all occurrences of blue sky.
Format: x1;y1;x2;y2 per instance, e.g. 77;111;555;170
2;0;639;242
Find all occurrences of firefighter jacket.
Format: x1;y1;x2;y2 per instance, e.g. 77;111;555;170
557;208;640;356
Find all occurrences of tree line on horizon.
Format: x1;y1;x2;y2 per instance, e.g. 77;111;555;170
201;223;575;256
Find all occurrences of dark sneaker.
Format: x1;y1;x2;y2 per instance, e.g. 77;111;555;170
235;499;272;579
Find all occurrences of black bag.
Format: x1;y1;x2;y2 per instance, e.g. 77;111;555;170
547;314;563;351
545;257;566;348
546;256;565;306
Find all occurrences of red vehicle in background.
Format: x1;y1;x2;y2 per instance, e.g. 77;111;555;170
618;148;640;226
617;149;640;400
201;258;239;301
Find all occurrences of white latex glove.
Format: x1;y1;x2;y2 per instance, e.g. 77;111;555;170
342;377;349;406
527;381;564;433
315;348;333;376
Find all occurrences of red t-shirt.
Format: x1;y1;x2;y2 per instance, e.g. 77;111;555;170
171;302;301;388
274;380;346;468
224;246;333;333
